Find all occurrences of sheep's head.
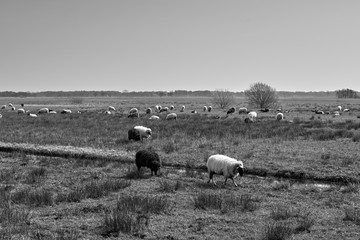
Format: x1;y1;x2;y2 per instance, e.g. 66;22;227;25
146;129;152;136
233;162;244;176
150;161;161;175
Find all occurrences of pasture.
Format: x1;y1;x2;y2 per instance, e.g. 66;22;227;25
0;96;360;239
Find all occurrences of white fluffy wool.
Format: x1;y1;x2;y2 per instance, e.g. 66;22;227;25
206;154;244;187
134;126;152;140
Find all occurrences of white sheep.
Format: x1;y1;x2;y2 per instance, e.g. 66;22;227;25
133;126;152;140
129;108;138;114
276;112;284;121
109;106;116;111
17;108;25;114
238;107;247;114
149;115;160;120
180;105;185;112
208;106;212;112
170;105;175;110
38;108;49;114
203;106;208;112
160;107;169;113
49;110;57;114
104;110;112;115
61;109;72;114
28;113;37;118
343;108;350;112
248;111;257;120
207;154;244;187
146;108;152;114
1;105;6;109
337;106;342;112
166;113;177;120
155;105;162;112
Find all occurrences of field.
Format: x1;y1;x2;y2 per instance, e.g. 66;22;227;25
0;96;360;240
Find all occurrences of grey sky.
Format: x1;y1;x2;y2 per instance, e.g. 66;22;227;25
1;0;359;92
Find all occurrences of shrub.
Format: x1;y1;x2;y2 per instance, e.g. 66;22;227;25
24;167;47;184
261;221;293;240
11;187;53;207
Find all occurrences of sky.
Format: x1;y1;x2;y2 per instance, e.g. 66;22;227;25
1;0;359;92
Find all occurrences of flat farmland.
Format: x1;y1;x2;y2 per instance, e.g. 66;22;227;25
0;96;359;239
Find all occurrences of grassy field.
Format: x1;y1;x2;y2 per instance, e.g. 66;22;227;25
0;96;359;239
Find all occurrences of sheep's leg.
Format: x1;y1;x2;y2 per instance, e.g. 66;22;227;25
207;171;214;184
231;178;238;187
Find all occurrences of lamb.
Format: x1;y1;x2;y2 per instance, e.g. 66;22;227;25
135;149;161;176
227;107;235;115
276;112;284;121
166;113;177;120
128;126;152;141
149;115;160;120
38;108;49;114
206;154;244;187
180;105;185;112
208;106;212;112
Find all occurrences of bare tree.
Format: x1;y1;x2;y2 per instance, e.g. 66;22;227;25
211;89;235;109
244;82;279;109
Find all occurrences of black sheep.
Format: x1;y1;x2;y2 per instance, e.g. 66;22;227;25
135;149;161;176
128;128;141;141
227;107;235;115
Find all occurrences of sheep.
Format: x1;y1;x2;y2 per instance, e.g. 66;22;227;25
8;103;14;108
343;108;350;112
135;149;161;176
260;108;269;112
17;108;25;114
203;106;208;112
238;107;247;114
206;154;244;187
180;105;185;112
191;110;197;114
170;105;175;110
108;106;116;111
227;107;236;115
128;126;152;141
104;110;112;115
315;110;324;114
129;108;139;115
338;106;342;112
61;109;72;114
1;105;6;109
38;108;49;114
149;115;160;120
49;110;57;114
11;107;16;111
28;113;37;118
248;111;257;120
146;108;152;114
276;112;284;121
160;107;169;113
155;105;162;112
166;113;177;120
208;106;212;112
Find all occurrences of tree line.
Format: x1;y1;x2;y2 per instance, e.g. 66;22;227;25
335;88;358;99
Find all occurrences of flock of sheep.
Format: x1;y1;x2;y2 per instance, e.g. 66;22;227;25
135;148;244;187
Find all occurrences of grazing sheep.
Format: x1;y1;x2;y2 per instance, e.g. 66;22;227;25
334;111;340;116
128;126;152;141
28;113;37;118
238;107;247;114
160;107;169;113
146;108;152;114
343;108;350;112
191;110;197;114
208;106;212;112
129;108;139;115
104;110;112;115
38;108;49;114
276;112;284;121
149;115;160;120
8;103;14;108
166;113;177;120
1;105;6;109
203;106;208;112
170;105;175;110
11;107;15;111
17;108;25;114
49;110;57;114
109;106;116;111
155;105;162;112
128;112;139;118
61;109;72;114
315;110;324;114
338;106;342;112
227;107;236;115
206;154;244;187
248;111;257;120
135;149;161;176
180;105;185;112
